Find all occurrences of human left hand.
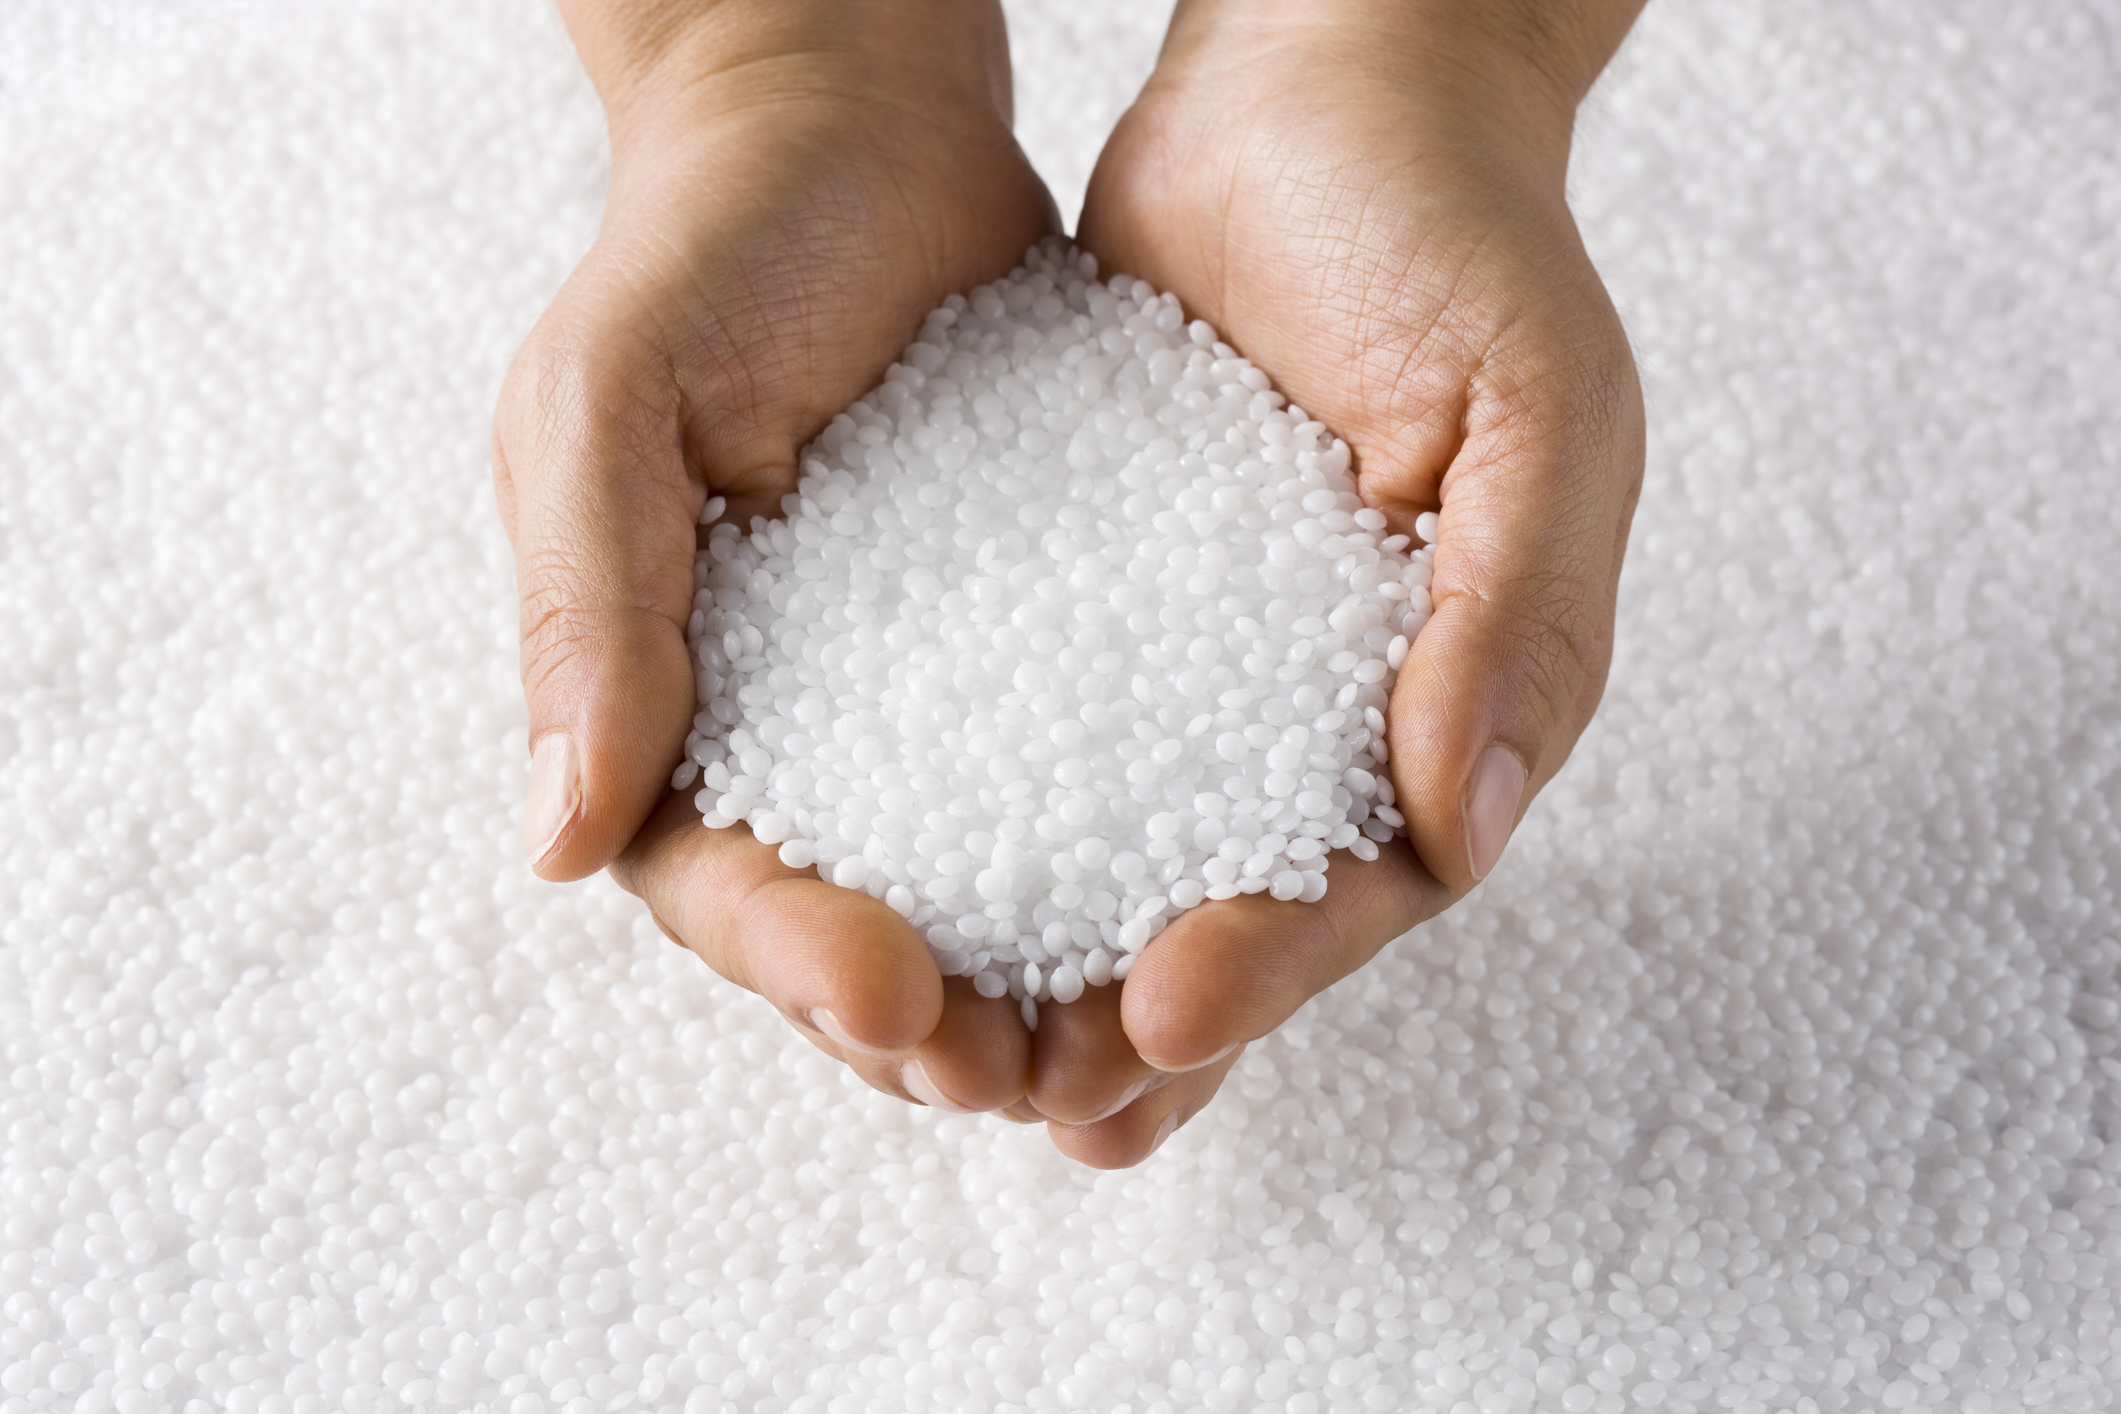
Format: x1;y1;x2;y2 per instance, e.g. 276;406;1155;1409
1018;0;1647;1165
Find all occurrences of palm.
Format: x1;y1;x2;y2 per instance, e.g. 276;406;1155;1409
504;96;1060;533
1051;61;1641;1153
1080;73;1621;558
497;86;1065;1118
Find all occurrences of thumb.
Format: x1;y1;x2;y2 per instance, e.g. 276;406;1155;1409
1380;329;1644;893
494;335;710;883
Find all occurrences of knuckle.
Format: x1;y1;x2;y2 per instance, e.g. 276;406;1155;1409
514;542;692;686
505;304;688;479
517;577;622;686
1477;568;1609;728
1476;313;1640;460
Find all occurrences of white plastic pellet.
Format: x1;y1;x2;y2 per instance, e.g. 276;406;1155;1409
5;10;2115;1414
682;239;1432;1000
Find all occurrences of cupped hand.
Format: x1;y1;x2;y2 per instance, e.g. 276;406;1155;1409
492;1;1059;1119
1029;0;1647;1163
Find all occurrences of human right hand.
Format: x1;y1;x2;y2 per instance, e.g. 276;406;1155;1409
492;0;1058;1116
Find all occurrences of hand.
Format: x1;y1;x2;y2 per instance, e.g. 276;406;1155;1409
492;0;1059;1118
1025;0;1647;1162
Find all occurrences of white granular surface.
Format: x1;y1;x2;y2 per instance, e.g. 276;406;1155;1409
681;240;1426;1015
2;3;2118;1414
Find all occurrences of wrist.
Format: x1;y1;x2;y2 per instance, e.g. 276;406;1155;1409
557;0;1016;171
1154;0;1643;189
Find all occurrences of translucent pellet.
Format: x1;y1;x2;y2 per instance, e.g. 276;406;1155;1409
5;7;2116;1414
682;239;1431;999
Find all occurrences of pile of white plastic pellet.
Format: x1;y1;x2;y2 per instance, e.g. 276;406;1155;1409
680;239;1431;1020
1;3;2117;1414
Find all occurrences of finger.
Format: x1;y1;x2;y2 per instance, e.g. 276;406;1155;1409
1120;844;1450;1074
495;304;716;885
612;789;944;1058
1370;293;1645;892
802;981;1027;1113
890;975;1032;1114
1044;1044;1243;1169
1024;977;1163;1126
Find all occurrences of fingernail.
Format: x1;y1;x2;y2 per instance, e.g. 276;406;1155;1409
524;732;581;865
999;1099;1046;1124
1464;743;1527;881
809;1008;902;1059
1148;1110;1180;1156
899;1056;978;1114
1083;1078;1150;1125
1140;1041;1238;1075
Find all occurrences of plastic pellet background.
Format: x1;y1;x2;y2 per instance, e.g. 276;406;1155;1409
1;3;2116;1414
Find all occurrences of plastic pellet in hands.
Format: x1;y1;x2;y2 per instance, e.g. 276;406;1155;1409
675;239;1435;1009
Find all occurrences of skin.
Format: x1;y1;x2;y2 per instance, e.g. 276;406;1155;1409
494;0;1646;1168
